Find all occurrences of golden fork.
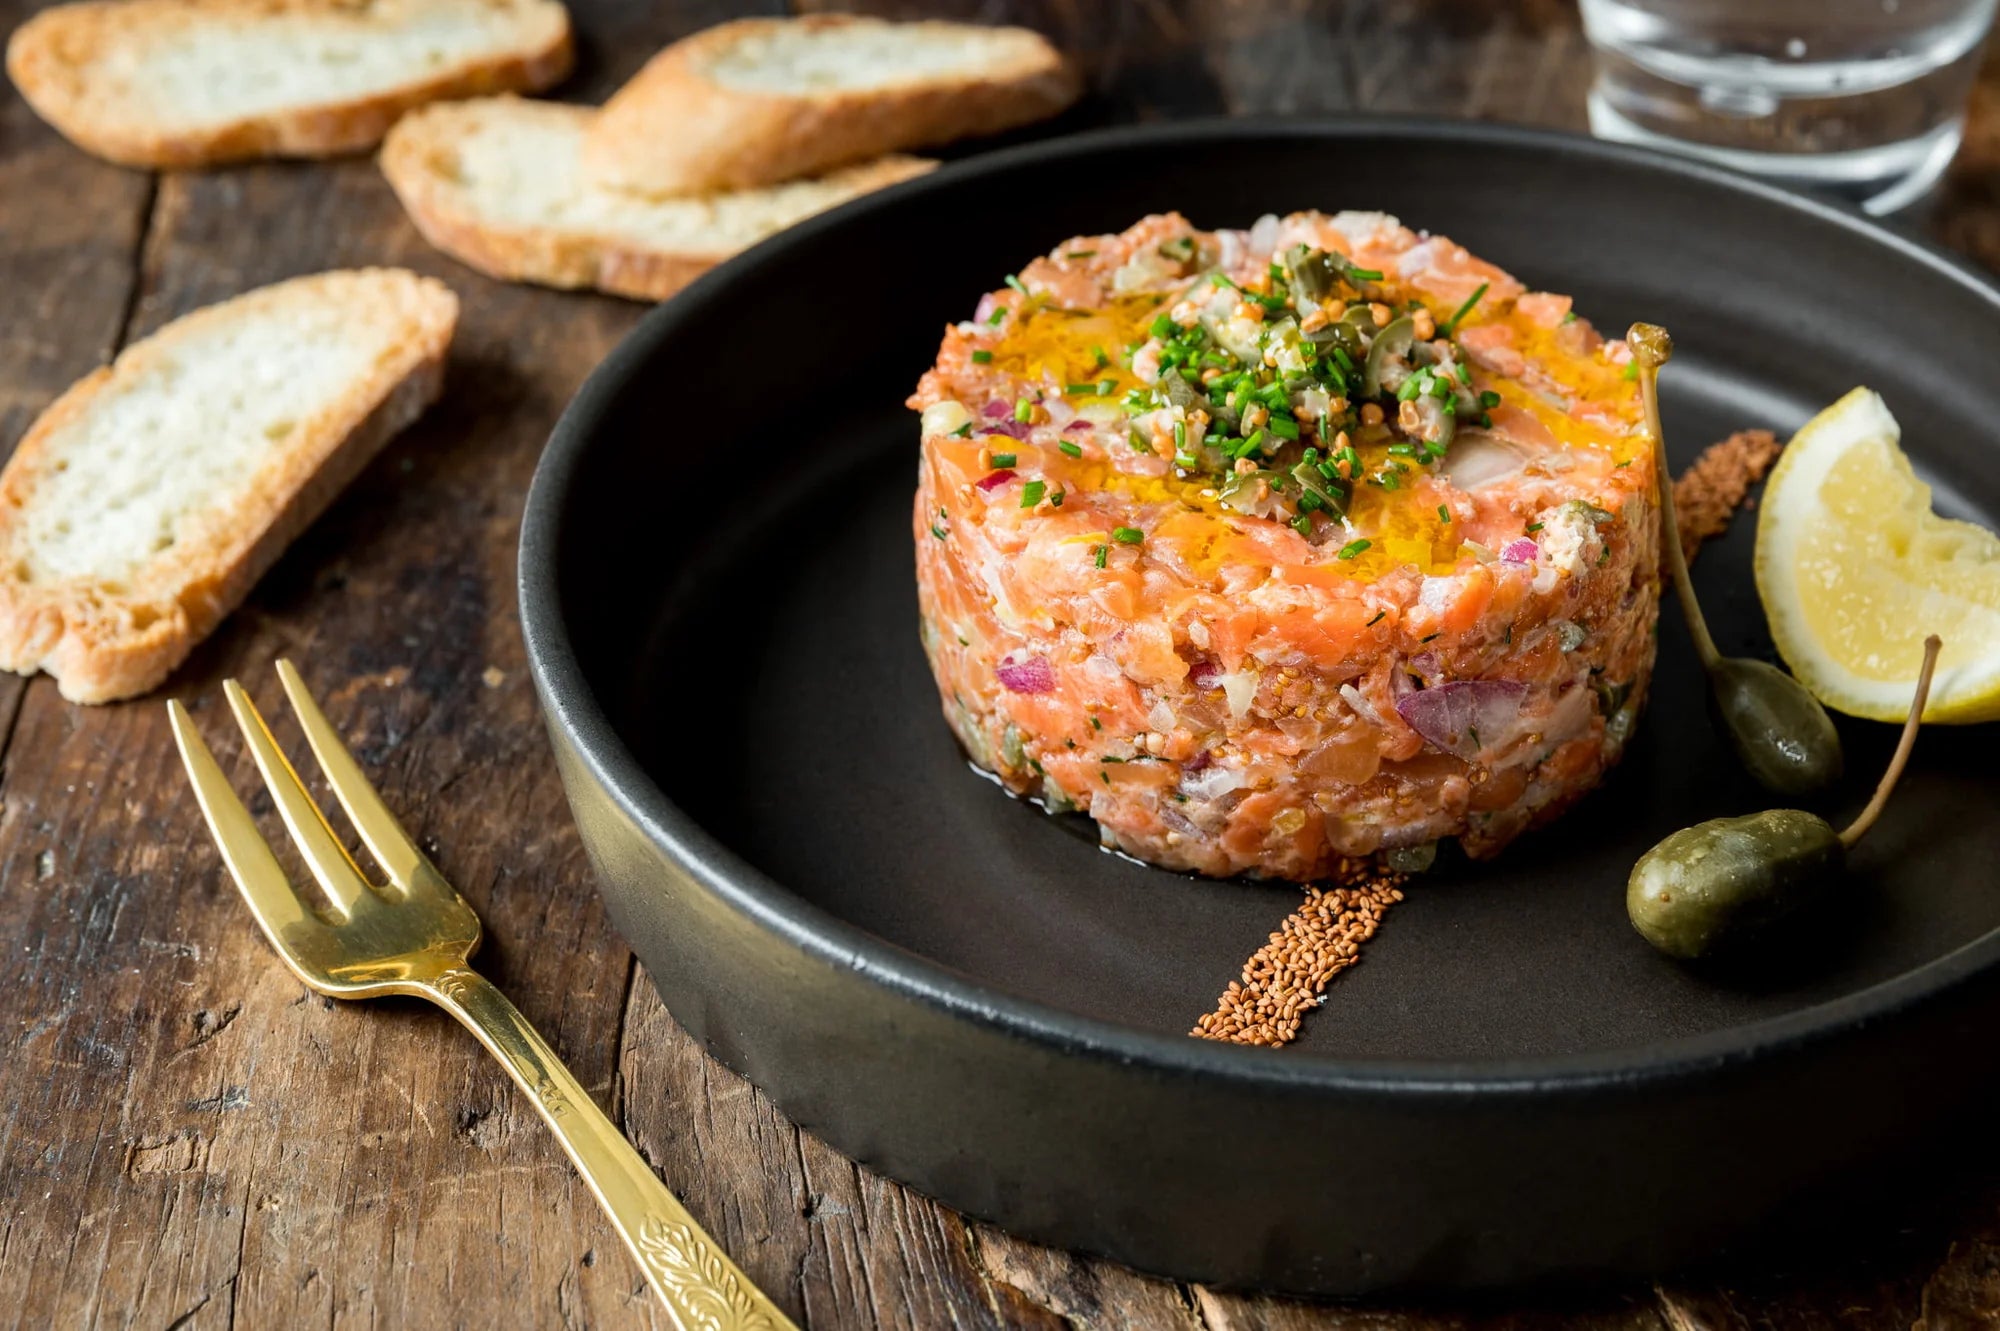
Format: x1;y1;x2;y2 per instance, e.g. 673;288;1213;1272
170;661;796;1331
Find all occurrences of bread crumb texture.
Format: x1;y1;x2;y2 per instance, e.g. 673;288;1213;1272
0;269;457;703
6;0;572;166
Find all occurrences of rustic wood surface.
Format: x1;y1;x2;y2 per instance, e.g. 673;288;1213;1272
4;1;2000;1327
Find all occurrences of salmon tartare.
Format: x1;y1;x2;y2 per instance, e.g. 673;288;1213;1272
909;212;1658;879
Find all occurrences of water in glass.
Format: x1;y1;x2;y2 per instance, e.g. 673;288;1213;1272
1581;0;1997;213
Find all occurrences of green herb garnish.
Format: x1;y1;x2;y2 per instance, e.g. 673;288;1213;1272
1338;538;1371;560
1443;282;1488;335
1019;480;1046;508
1112;526;1144;545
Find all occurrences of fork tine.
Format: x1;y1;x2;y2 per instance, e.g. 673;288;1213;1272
169;700;326;955
275;658;434;894
223;679;373;921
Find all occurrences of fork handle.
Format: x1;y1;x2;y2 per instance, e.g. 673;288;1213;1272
424;966;797;1331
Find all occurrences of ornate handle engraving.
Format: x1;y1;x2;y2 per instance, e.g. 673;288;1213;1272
636;1218;783;1331
426;967;796;1331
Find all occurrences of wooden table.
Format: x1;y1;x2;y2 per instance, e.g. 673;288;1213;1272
6;2;2000;1326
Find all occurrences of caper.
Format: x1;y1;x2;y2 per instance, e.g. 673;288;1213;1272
1628;323;1843;796
1629;635;1940;960
1363;315;1416;397
1707;657;1844;797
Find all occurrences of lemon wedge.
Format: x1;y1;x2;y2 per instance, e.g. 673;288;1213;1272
1755;387;2000;723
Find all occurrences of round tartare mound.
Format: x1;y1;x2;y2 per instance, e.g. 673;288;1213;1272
909;211;1659;880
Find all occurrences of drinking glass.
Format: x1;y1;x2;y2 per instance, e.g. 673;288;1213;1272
1580;0;1998;214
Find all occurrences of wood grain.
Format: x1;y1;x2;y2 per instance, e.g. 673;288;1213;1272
1;0;1998;1326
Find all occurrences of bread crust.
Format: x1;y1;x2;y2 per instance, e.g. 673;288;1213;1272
580;15;1077;198
380;99;935;301
0;270;458;703
5;0;574;168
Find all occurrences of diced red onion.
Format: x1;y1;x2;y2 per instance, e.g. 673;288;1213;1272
996;653;1056;694
1393;679;1528;760
1064;419;1092;433
976;468;1016;492
1188;657;1222;690
979;420;1031;440
1500;538;1540;564
1184;749;1213;774
984;400;1012;419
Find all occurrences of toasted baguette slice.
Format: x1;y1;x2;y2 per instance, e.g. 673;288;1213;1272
381;96;934;301
0;269;457;703
6;0;573;168
580;15;1076;198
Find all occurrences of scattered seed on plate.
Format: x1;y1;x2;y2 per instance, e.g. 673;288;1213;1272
1191;866;1403;1048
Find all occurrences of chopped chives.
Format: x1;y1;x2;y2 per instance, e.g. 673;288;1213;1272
990;452;1017;467
1347;265;1384;282
1479;389;1501;408
1388;442;1416;456
1437;504;1451;523
949;422;972;438
930;523;947;539
1421;632;1441;643
1623;361;1640;380
970;349;993;364
1150;313;1175;339
1051;489;1065;507
1059;440;1083;458
1065;382;1098;396
1097;377;1118;396
1366;610;1386;626
1090;715;1102;730
1067;249;1097;259
1019;480;1046;508
1129;427;1153;454
1172;421;1186;451
1268;413;1300;441
1005;274;1029;296
1291;515;1313;535
1526;521;1544;532
1092;345;1109;367
1174;452;1199;469
1338;538;1371;560
1443;282;1488;334
1014;398;1034;423
1112;526;1144;544
1093;544;1108;568
987;307;1006;326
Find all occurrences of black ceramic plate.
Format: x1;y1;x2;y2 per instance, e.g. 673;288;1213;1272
521;121;2000;1296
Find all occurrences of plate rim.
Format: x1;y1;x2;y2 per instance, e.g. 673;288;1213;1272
520;114;2000;1097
